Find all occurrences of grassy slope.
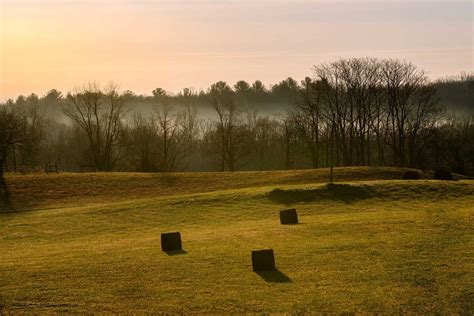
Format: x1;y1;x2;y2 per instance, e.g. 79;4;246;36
5;166;428;210
1;168;473;313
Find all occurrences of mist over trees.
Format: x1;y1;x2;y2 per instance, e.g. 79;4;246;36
1;58;473;179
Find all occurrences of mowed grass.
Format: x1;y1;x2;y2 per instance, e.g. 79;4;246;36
5;166;430;210
0;168;473;313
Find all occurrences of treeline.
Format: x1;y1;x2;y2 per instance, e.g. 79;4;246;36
1;58;473;181
94;70;474;116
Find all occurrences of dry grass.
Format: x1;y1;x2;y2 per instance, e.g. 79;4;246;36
5;166;430;210
1;168;473;313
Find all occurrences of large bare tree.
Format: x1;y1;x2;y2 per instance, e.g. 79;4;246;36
293;77;325;168
154;103;186;172
381;59;440;167
308;58;439;168
208;81;244;171
63;83;127;171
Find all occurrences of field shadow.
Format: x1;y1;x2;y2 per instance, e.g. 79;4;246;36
0;189;13;211
0;204;11;213
268;183;376;205
164;249;188;256
0;198;15;214
255;269;292;283
158;173;179;186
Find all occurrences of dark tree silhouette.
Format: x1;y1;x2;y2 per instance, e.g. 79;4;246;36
63;83;128;171
0;105;26;204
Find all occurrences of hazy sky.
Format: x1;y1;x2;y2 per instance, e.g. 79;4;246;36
0;0;472;99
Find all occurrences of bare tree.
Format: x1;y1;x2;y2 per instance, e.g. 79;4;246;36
153;102;199;172
127;114;159;172
16;94;45;167
308;58;439;168
381;60;440;167
177;105;200;161
211;81;233;171
314;58;382;166
0;105;26;203
63;83;128;171
155;103;180;172
293;77;325;168
208;81;243;171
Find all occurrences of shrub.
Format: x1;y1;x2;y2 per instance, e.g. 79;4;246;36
402;171;421;180
434;169;453;180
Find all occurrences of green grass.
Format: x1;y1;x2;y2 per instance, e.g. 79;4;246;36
1;168;473;313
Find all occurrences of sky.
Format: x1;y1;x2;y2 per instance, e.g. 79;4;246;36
0;0;473;100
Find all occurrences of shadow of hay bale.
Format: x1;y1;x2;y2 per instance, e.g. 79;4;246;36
268;183;376;205
0;197;15;214
255;269;292;283
164;249;188;256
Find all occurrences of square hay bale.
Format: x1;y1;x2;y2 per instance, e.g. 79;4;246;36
252;249;275;271
280;208;298;224
161;232;182;251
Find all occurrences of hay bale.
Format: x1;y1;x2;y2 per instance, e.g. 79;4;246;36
161;232;182;251
280;208;298;224
252;249;276;271
402;170;421;180
434;169;453;180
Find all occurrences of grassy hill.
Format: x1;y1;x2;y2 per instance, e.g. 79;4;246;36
3;166;442;211
1;167;473;313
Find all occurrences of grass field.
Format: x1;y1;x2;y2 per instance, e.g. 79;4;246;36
1;167;473;313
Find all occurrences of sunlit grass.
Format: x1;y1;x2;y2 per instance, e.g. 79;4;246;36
5;166;427;210
1;169;473;313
